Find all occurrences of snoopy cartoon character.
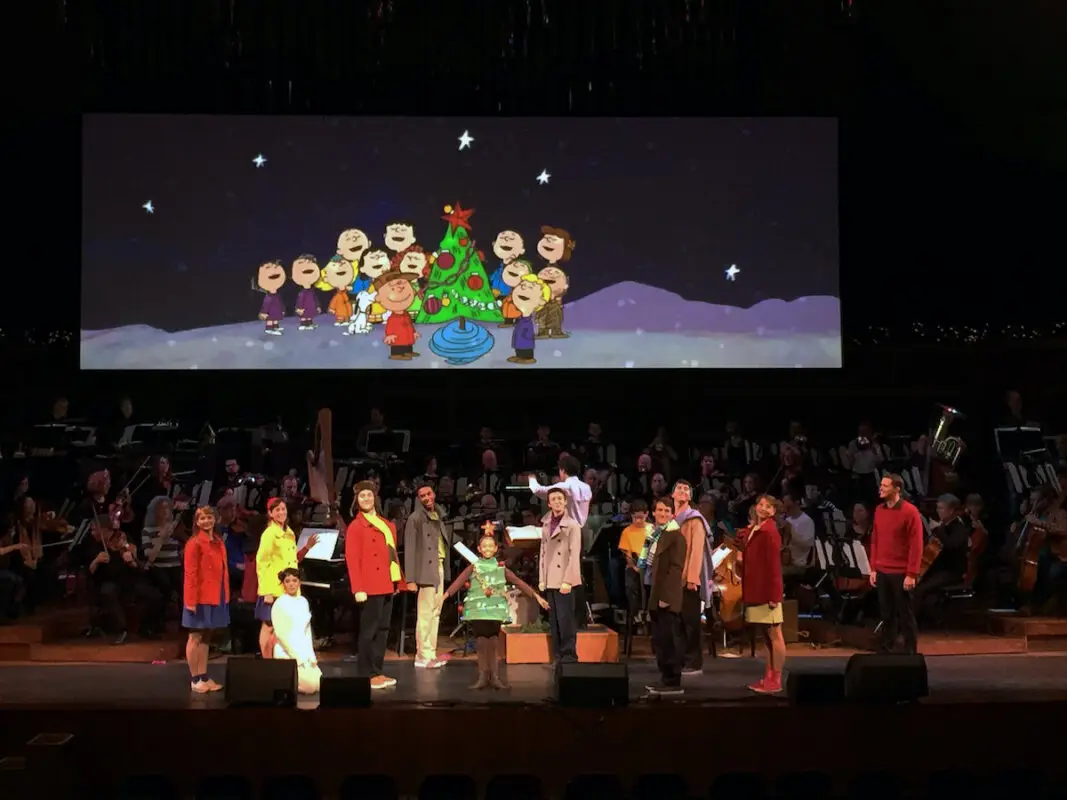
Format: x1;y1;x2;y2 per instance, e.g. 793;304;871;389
345;290;377;335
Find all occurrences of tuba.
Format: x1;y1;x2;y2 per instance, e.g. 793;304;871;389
924;404;966;497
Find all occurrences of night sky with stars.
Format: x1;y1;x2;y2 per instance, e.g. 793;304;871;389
81;115;838;331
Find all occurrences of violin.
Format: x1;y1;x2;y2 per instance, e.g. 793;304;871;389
108;489;135;529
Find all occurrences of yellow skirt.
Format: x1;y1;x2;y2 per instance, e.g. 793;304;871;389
744;603;783;625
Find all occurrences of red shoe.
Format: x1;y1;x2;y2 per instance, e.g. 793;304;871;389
752;670;783;694
746;664;773;693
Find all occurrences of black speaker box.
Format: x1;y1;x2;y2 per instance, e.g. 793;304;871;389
787;671;846;705
556;662;628;708
225;657;297;707
319;676;371;708
844;653;928;704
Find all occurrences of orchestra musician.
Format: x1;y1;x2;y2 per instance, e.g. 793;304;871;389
141;495;187;603
87;523;165;645
869;474;924;655
911;494;971;625
1024;483;1067;615
737;494;787;694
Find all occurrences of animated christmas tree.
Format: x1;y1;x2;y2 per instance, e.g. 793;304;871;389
417;202;503;365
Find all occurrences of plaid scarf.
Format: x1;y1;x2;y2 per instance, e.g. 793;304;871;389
638;520;679;583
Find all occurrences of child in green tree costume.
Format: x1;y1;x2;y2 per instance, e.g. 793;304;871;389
439;531;548;690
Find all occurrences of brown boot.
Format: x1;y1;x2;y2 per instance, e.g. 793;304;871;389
486;638;509;689
469;638;490;689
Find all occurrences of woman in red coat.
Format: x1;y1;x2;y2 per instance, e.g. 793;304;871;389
738;494;786;694
183;506;230;694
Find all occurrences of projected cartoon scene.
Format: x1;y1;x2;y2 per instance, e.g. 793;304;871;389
80;117;842;369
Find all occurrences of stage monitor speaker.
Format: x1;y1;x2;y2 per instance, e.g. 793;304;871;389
844;653;928;704
319;676;371;708
556;662;628;708
787;670;845;706
225;657;297;707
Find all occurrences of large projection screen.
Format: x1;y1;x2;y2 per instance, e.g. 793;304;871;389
81;116;840;370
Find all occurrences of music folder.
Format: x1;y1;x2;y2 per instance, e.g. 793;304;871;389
297;529;340;561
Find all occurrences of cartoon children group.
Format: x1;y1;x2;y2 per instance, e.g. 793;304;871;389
254;221;576;364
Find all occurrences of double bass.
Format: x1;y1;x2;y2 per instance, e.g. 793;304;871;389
714;529;745;632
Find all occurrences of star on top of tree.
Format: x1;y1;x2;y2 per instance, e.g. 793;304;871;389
441;202;475;232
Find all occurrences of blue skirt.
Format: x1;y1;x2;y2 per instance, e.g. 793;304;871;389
183;581;231;630
254;595;274;624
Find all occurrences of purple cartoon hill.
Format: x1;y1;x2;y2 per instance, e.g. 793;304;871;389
80;282;842;369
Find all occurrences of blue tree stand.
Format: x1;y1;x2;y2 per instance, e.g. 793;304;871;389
428;319;495;365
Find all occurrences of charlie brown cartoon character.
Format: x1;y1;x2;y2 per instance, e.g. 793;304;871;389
508;274;550;365
374;271;421;361
320;255;355;325
489;230;526;297
535;266;569;338
536;226;576;268
394;246;429;318
495;259;532;328
357;248;393;323
291;254;322;331
384;220;417;255
256;260;287;335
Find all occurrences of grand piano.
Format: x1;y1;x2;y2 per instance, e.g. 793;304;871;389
296;526;349;598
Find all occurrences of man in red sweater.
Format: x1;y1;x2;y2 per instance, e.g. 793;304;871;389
375;272;421;361
869;473;924;654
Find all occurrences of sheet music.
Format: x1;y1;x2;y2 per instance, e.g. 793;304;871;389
453;542;478;565
298;529;339;561
711;545;732;570
850;541;871;576
506;525;542;541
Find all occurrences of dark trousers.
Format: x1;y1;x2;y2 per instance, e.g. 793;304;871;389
651;609;685;686
96;579;164;634
911;569;959;626
0;569;24;620
876;572;918;654
355;593;394;677
624;569;645;621
680;588;703;670
546;589;578;663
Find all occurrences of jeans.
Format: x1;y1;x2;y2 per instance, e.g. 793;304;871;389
681;589;703;670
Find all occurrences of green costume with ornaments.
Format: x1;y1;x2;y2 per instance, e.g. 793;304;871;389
443;554;541;690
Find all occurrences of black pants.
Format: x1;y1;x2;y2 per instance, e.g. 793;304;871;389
355;594;394;677
546;589;578;663
96;579;164;634
0;569;24;620
911;569;959;626
651;609;685;687
680;589;703;670
310;595;336;638
624;569;645;621
876;572;918;654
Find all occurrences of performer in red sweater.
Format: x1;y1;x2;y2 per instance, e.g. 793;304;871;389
738;495;786;694
345;480;412;689
869;473;924;654
375;272;421;361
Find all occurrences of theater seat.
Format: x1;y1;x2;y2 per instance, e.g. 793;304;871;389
339;774;397;800
486;773;544;800
710;771;765;799
847;771;902;799
565;773;625;800
776;770;833;799
419;774;477;800
634;772;688;799
117;773;177;800
196;774;253;800
263;774;319;800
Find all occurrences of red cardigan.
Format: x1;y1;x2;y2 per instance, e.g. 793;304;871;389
345;514;405;597
183;530;230;607
741;519;784;606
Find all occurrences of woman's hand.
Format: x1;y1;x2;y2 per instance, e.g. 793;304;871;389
354;591;368;603
264;595;275;604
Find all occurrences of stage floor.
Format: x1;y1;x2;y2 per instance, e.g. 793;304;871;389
2;652;1066;710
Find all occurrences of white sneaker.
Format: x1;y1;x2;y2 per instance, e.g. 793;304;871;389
415;658;447;669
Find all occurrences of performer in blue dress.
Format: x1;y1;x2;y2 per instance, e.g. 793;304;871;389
183;506;231;694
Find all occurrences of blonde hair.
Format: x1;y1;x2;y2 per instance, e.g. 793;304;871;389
519;273;551;303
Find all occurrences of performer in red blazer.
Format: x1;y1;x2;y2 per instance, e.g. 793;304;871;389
738;494;786;694
183;506;230;694
345;481;412;689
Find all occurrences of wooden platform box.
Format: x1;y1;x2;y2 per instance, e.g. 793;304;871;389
500;624;619;664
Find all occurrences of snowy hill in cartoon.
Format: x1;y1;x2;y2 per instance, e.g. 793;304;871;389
564;282;840;335
80;282;842;370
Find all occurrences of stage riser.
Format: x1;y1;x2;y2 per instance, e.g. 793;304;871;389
1;705;1063;799
800;619;1027;656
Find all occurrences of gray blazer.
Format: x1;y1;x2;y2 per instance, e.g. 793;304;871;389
538;512;583;590
403;504;453;586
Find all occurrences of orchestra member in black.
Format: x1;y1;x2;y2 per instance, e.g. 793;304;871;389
911;494;971;625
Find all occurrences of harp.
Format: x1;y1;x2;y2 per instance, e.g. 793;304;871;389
306;409;339;523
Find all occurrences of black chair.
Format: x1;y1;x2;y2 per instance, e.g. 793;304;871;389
486;773;544;800
339;774;397;800
116;774;178;800
196;774;253;800
565;774;625;800
776;770;833;799
710;771;765;799
263;774;319;800
419;774;477;800
634;772;688;799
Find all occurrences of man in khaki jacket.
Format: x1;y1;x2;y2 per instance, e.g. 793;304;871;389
538;487;583;664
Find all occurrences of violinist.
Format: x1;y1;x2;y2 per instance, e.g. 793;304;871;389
1026;482;1067;615
144;456;175;502
140;495;186;602
87;523;164;645
5;497;52;614
0;527;31;620
911;494;971;626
